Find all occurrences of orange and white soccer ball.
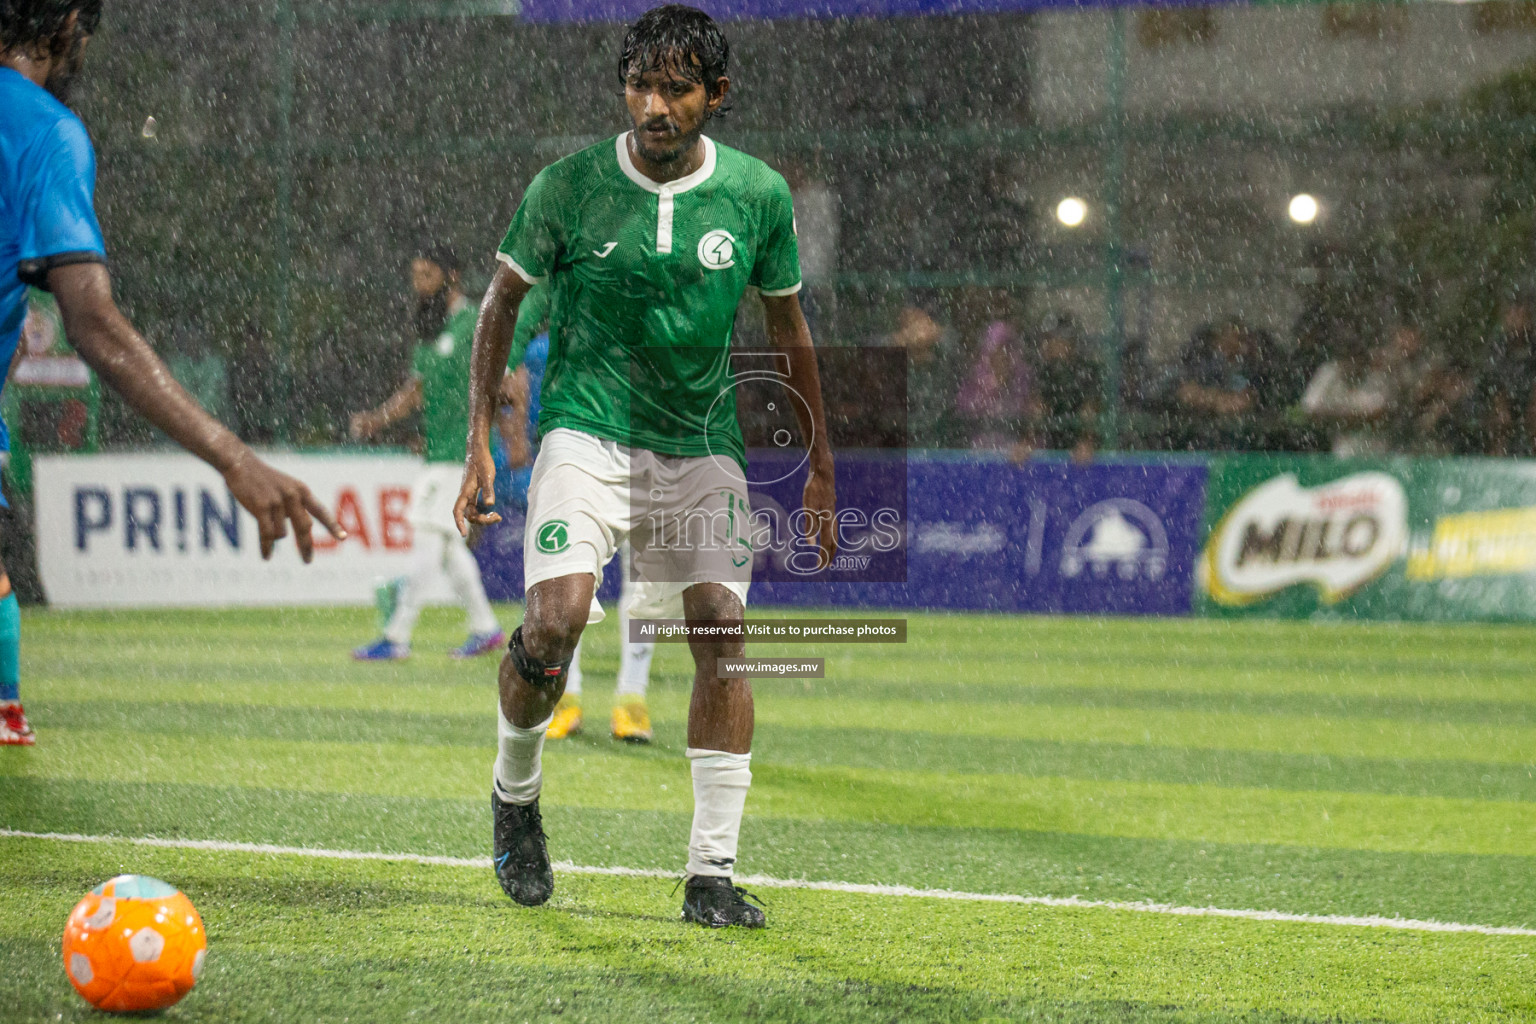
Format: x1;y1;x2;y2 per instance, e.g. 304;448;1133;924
61;875;206;1013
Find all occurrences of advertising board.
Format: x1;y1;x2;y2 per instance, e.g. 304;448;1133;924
34;453;454;608
1198;455;1536;621
477;453;1209;616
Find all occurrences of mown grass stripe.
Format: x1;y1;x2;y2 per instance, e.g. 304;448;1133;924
34;671;1536;764
763;724;1536;803
7;727;1534;856
29;698;1536;803
8;828;1534;938
34;651;1536;712
781;681;1536;727
27;607;1536;705
748;696;1536;764
34;664;1536;732
32;604;1536;664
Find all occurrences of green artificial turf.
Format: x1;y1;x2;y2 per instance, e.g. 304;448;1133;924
2;606;1533;1022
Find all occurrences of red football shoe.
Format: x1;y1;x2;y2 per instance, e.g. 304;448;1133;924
0;701;35;745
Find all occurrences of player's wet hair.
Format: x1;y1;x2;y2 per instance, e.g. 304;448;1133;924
0;0;102;52
618;4;730;114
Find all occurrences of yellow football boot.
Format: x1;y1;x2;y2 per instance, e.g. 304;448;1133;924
610;698;653;744
545;695;583;739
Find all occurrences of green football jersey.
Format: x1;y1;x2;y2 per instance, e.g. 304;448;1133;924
412;297;477;465
496;133;802;468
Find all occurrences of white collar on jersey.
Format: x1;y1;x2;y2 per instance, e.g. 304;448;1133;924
616;132;717;195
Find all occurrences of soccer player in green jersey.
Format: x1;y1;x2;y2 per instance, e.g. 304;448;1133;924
454;5;836;928
504;282;659;745
350;247;504;661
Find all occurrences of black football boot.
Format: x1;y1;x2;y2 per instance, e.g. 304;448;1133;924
680;874;766;928
492;791;554;906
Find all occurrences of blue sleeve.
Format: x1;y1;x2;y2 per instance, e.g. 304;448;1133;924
17;116;106;288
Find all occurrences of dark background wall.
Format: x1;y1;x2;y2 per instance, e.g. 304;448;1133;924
62;3;1536;450
72;4;1034;446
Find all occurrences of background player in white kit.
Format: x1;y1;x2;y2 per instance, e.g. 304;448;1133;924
455;5;836;928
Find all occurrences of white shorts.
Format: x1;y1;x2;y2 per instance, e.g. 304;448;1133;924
524;428;751;624
407;463;465;536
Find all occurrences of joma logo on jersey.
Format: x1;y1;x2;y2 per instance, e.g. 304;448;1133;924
535;520;570;554
697;229;737;270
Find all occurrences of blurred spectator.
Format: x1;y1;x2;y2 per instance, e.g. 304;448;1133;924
1300;337;1392;457
1478;292;1536;456
957;307;1030;450
1374;322;1466;454
1011;313;1101;463
1283;245;1358;411
882;304;962;449
1410;360;1480;456
1173;318;1262;450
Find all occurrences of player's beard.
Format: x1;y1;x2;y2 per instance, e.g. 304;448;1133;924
633;116;702;170
413;286;449;340
43;26;90;104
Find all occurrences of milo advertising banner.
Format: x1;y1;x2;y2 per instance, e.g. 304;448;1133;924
1198;454;1536;621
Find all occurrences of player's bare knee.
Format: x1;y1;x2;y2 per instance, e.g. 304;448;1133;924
520;609;583;661
507;623;578;699
522;576;592;659
683;583;742;627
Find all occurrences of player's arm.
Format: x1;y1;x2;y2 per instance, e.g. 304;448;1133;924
5;318;26;386
761;293;837;567
497;367;533;469
454;263;533;535
47;262;344;561
349;377;422;439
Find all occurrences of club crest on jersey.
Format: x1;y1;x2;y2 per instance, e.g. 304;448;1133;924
435;332;455;356
697;229;737;270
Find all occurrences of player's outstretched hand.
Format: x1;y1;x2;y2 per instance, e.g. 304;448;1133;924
803;462;837;570
222;450;346;562
454;446;501;537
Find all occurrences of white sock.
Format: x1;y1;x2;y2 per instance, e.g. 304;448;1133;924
685;748;752;878
443;532;499;636
615;603;653;699
565;640;584;697
384;530;446;645
493;707;552;805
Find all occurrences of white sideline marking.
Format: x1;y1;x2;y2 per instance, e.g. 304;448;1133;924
4;828;1534;938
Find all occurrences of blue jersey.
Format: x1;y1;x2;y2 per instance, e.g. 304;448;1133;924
493;332;551;513
522;331;549;443
1;68;107;451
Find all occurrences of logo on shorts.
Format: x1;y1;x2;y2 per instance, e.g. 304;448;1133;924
535;520;570;554
697;230;737;270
